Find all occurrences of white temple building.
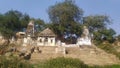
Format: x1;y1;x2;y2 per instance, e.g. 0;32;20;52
37;28;56;46
21;21;56;46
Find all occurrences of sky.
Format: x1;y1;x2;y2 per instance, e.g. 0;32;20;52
0;0;120;35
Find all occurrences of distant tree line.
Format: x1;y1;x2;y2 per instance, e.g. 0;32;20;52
0;10;45;38
0;0;119;43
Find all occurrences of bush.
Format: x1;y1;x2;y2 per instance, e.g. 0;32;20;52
103;65;120;68
35;57;89;68
33;57;120;68
0;56;33;68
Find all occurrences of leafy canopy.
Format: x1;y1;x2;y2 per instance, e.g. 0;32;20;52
48;0;83;42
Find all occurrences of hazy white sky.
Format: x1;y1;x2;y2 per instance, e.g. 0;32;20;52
0;0;119;35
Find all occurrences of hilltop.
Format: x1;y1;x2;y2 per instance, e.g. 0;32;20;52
29;44;120;65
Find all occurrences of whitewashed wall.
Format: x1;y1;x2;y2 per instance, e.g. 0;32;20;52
37;37;44;46
37;37;56;46
77;37;91;46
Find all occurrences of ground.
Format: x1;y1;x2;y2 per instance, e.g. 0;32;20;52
29;45;120;65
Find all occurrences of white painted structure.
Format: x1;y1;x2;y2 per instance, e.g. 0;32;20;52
77;37;91;46
22;35;34;46
37;28;56;46
77;26;92;46
37;37;55;46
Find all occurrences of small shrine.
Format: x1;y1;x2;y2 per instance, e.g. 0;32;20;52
22;20;35;46
77;26;91;46
37;28;56;46
26;20;35;37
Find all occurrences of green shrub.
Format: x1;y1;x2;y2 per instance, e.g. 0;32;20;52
35;57;89;68
103;65;120;68
30;57;120;68
0;56;33;68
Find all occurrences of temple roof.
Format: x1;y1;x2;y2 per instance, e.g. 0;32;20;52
38;28;56;37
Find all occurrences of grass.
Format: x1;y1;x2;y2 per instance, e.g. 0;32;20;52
34;57;89;68
1;56;120;68
33;57;120;68
1;42;120;68
0;56;33;68
97;42;120;59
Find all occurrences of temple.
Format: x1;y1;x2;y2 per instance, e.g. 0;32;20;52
77;26;92;46
37;28;56;46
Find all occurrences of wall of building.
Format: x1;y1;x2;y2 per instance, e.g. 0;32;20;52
37;37;56;46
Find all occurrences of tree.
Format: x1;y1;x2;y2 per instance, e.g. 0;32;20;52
0;10;46;38
0;10;30;38
93;28;116;43
5;10;22;31
48;0;83;24
83;15;111;32
82;15;116;43
30;18;45;32
20;14;30;29
48;0;83;42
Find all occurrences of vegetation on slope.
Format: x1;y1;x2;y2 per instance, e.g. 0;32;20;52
33;57;120;68
0;56;33;68
96;41;120;60
1;56;120;68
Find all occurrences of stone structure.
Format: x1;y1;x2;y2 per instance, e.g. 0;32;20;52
77;26;91;46
15;32;25;45
37;28;56;46
16;32;25;39
22;35;33;46
26;20;35;37
15;21;92;47
55;46;66;54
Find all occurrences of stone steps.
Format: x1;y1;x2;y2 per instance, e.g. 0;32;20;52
65;45;120;65
30;45;120;65
38;46;57;53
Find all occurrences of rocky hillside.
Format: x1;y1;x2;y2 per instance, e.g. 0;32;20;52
30;45;120;65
